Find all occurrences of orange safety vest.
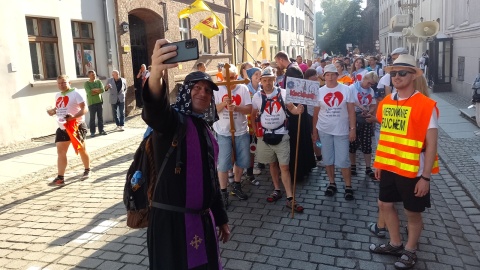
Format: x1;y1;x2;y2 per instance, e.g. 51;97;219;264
373;92;440;178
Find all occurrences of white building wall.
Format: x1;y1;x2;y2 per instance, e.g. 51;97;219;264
0;0;113;146
279;0;305;59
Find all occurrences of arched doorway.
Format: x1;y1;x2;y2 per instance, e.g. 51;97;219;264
122;9;164;112
128;14;148;107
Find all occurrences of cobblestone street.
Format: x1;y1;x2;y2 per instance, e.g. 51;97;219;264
1;126;480;269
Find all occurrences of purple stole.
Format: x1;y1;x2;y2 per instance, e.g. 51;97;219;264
184;117;221;269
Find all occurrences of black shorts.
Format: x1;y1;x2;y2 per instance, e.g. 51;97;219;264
55;122;88;143
379;170;431;212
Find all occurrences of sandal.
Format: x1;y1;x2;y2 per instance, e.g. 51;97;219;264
267;190;283;202
351;165;357;176
394;249;417;269
366;168;376;180
368;222;387;238
369;243;404;256
324;183;337;196
344;187;355;201
286;199;304;213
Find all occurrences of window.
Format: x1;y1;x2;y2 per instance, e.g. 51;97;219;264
261;2;265;22
280;13;284;29
458;56;465;81
218;30;225;53
26;17;60;81
179;18;191;40
291;17;295;32
286;15;289;31
201;35;210;54
72;21;95;77
269;6;273;25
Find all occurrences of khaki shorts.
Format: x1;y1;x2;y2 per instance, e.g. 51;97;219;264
256;134;290;165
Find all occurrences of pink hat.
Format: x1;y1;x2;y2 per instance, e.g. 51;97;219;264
299;63;309;73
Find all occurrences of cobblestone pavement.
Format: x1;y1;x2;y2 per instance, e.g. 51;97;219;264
1;139;480;269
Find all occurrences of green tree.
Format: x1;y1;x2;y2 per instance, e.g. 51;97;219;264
316;0;364;55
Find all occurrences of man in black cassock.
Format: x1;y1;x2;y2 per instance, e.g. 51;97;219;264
274;52;316;182
143;39;230;270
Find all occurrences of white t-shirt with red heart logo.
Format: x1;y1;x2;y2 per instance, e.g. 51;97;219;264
55;89;86;129
315;83;355;136
213;85;252;136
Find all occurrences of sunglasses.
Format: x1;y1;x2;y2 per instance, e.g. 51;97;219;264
390;70;414;77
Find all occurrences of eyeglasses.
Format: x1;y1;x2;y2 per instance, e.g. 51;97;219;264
390;70;414;77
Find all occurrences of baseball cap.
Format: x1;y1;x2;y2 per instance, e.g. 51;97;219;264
391;47;408;55
184;71;219;91
323;64;338;74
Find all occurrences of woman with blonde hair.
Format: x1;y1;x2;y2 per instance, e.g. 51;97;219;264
414;75;429;97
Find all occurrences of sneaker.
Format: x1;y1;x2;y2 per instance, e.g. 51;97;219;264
222;191;229;210
252;168;261;175
48;177;65;186
245;174;259;186
100;131;107;136
368;222;387;238
231;182;248;200
119;126;124;131
90;133;96;138
81;169;91;180
369;243;404;256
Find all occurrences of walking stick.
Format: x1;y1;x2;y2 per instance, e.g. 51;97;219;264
292;113;301;218
215;63;250;163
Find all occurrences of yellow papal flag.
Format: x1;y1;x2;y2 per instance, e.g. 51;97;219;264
178;0;210;19
193;14;226;38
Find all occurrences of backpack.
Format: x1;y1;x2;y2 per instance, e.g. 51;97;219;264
259;88;289;145
124;113;186;228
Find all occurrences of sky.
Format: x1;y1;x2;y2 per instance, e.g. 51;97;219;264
315;0;367;12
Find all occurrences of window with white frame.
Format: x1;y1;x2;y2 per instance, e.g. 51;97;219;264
26;17;60;81
218;30;225;53
286;15;289;31
72;21;96;77
201;35;210;54
179;18;191;40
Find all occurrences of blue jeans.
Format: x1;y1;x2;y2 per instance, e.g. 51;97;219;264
111;101;125;126
88;103;104;134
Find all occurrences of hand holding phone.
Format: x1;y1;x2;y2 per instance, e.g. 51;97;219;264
161;39;199;64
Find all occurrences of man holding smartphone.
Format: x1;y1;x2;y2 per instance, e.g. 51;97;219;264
143;39;229;270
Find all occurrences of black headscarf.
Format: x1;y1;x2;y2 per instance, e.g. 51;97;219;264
172;80;217;123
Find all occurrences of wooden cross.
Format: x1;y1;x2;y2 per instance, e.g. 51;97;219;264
215;63;250;162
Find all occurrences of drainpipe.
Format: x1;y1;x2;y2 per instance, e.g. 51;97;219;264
103;0;113;73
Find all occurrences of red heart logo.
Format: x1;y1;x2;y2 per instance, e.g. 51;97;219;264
324;92;344;107
356;74;363;82
56;96;69;108
222;94;242;109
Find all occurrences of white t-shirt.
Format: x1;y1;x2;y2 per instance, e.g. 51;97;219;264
213;84;251;136
384;92;438;176
378;73;396;93
54;89;86;129
352;69;368;82
315;66;324;75
252;88;289;135
315;84;355;136
349;82;377;112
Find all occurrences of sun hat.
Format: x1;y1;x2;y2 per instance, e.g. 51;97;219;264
323;64;338;74
261;67;275;78
184;71;219;91
384;54;423;77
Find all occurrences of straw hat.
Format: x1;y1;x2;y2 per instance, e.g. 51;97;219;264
384;54;423;77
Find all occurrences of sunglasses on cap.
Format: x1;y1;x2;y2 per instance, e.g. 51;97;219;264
390;70;415;77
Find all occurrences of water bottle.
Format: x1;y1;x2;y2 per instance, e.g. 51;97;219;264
255;116;263;137
315;140;322;148
131;171;142;191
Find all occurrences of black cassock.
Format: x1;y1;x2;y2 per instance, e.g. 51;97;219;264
283;63;316;181
142;83;228;270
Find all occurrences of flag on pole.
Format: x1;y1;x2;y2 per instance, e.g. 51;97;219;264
194;14;226;38
178;0;210;19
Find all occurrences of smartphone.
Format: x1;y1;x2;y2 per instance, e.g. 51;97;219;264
161;39;199;64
